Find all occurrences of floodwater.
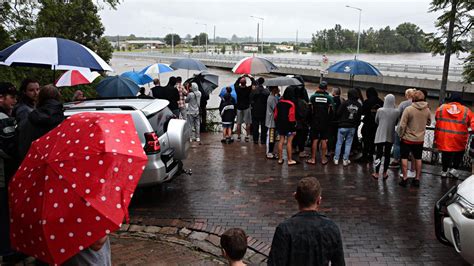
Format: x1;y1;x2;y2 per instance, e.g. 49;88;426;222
110;56;444;113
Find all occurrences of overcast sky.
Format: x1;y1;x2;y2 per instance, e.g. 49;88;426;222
98;0;440;40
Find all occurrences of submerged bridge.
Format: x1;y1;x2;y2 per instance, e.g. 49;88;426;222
115;52;474;101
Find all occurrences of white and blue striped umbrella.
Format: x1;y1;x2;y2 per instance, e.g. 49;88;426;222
139;63;174;76
0;37;113;71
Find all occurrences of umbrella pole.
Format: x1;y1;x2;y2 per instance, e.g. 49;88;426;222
52;65;56;83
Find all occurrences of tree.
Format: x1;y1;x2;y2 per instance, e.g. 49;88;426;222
35;0;113;62
396;22;427;52
192;33;208;46
164;34;181;46
425;0;473;103
463;50;473;83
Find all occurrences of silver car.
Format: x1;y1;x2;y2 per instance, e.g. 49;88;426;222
64;98;190;186
435;175;474;264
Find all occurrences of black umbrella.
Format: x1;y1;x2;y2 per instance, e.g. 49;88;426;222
263;76;302;87
186;72;219;95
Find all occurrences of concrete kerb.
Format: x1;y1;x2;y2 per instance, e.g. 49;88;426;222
115;223;269;264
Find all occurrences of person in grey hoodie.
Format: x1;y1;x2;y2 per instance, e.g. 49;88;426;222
186;83;202;143
372;94;400;179
265;86;280;159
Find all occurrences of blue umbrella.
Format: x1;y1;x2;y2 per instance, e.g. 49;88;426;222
120;71;153;85
170;58;208;72
96;76;139;97
327;59;382;76
219;84;237;103
0;37;112;71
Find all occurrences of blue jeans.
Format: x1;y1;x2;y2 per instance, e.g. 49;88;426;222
334;128;356;161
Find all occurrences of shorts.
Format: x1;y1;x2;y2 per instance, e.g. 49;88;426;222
222;123;233;129
310;129;328;140
400;141;423;160
236;108;252;124
278;131;295;137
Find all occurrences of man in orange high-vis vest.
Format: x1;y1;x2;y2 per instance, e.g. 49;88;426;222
435;92;474;178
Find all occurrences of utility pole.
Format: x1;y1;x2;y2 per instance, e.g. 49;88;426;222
251;15;264;54
346;5;362;59
295;30;298;53
257;23;260;45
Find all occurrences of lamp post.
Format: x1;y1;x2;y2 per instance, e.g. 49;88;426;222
250;15;264;54
163;27;174;54
196;22;208;54
346;5;362;59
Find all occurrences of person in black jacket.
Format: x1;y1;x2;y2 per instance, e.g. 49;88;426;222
359;87;383;163
219;92;236;144
333;88;362;166
17;85;65;161
234;75;255;142
268;177;345;266
250;77;269;144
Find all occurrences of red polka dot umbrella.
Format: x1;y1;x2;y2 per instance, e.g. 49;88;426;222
8;113;148;264
231;56;278;75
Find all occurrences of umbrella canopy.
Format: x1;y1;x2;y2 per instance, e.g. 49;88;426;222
219;84;237;103
264;76;302;87
327;59;382;76
120;71;153;85
55;69;100;87
139;63;174;76
170;58;207;71
190;72;219;95
0;37;112;71
96;76;140;97
232;56;278;74
8;113;148;264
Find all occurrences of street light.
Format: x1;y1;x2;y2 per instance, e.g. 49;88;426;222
195;22;208;54
163;27;174;54
346;5;362;59
250;15;264;54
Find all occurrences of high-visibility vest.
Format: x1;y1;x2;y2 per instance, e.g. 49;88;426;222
434;102;473;152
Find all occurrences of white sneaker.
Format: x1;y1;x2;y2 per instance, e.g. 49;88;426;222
190;138;193;142
448;168;460;178
334;159;339;165
400;170;416;178
196;138;200;142
343;160;351;166
441;171;448;178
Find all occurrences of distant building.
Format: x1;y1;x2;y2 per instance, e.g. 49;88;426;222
276;45;294;52
125;40;165;49
243;45;259;52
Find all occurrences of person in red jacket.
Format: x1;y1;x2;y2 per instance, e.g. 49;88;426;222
274;88;297;165
435;93;474;178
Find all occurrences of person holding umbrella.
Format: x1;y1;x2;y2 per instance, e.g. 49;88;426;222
234;75;255;142
250;77;269;144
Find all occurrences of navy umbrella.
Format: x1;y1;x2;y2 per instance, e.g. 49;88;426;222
327;59;382;86
96;76;139;97
170;58;208;72
0;37;112;71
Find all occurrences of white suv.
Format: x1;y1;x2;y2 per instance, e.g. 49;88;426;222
435;175;474;264
64;98;190;186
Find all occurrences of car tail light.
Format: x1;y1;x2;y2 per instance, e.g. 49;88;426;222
144;132;160;154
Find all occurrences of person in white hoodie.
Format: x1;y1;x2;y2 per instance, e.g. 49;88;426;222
186;83;202;143
372;94;400;179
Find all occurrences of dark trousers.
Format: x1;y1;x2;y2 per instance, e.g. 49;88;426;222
362;125;376;162
328;125;338;152
200;104;207;132
252;117;267;143
295;126;309;152
441;151;464;172
0;187;11;255
375;142;393;173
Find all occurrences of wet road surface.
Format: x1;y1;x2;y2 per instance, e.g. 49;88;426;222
129;133;468;265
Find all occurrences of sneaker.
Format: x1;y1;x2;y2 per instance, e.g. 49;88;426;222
245;136;250;142
399;170;416;178
343;160;351;166
334;159;339;165
399;179;408;187
196;138;200;142
237;136;241;142
448;168;460;178
441;171;448;178
190;138;194;142
221;138;226;143
411;179;420;187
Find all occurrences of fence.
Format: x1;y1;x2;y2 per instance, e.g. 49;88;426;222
204;109;473;170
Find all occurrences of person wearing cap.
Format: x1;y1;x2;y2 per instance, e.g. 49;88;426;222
234;75;255;142
0;82;20;263
435;92;474;178
307;81;335;165
250;77;269;144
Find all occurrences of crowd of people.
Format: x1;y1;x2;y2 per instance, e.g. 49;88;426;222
218;74;473;188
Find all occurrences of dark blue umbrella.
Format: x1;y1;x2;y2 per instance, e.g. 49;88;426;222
327;59;382;76
219;84;237;103
96;76;139;97
0;37;112;71
120;71;153;85
170;58;207;71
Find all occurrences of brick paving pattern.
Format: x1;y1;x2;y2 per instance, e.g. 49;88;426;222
129;133;469;265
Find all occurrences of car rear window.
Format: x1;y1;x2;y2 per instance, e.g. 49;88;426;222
147;107;174;137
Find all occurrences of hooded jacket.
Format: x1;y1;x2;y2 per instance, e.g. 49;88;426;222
374;94;400;144
397;101;431;143
250;84;270;119
17;99;65;161
361;87;383;129
185;83;201;116
336;88;362;128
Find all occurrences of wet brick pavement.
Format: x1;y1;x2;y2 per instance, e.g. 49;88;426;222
130;133;468;265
